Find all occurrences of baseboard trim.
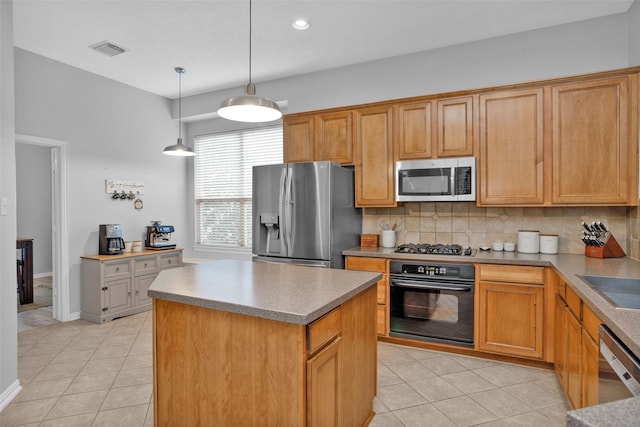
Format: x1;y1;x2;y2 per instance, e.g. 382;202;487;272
0;380;22;412
67;311;81;321
34;272;53;279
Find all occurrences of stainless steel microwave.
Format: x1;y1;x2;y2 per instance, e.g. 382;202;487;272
395;157;476;202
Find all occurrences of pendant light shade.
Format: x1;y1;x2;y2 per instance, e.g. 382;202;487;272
218;83;282;122
217;0;282;123
164;67;196;157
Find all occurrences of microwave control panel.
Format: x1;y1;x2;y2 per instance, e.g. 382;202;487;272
454;167;473;195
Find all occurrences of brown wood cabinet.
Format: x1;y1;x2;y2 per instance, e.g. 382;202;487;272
283;111;354;165
284;115;315;163
565;304;582;409
345;256;388;336
553;272;603;410
355;105;396;207
284;67;639;208
554;292;568;386
315;111;354;165
478;88;544;206
397;101;433;159
476;264;545;359
551;74;638;205
437;96;474;157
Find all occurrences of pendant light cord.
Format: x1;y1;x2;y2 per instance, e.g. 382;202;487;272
248;0;252;86
178;70;182;139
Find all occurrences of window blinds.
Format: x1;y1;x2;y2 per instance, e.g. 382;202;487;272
194;125;283;247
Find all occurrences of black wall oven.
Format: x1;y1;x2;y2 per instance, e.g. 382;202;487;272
389;260;475;347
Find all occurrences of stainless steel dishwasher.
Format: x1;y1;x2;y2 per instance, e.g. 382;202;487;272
599;325;640;403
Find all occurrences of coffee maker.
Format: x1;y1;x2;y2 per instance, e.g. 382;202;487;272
145;221;177;250
99;224;126;255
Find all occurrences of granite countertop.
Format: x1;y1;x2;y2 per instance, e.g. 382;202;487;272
148;259;381;325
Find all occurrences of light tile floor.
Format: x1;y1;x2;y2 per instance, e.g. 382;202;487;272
5;311;571;426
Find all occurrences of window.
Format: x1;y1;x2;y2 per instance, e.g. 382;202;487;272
194;125;283;248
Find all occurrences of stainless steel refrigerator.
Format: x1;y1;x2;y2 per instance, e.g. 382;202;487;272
252;161;362;269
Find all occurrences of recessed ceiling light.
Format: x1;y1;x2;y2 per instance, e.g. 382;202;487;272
291;19;311;30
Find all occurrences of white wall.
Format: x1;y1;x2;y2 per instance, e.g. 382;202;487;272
14;48;191;316
629;0;640;65
16;143;52;275
182;11;631;260
0;0;19;411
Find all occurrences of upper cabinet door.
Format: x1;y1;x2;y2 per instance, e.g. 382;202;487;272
478;88;544;206
551;75;638;205
437;96;474;157
355;105;396;207
284;115;315;163
315;111;354;165
397;101;433;159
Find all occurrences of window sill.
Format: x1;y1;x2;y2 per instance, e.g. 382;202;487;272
190;245;252;262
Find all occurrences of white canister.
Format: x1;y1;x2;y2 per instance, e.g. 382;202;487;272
381;230;396;248
517;230;540;253
539;234;559;254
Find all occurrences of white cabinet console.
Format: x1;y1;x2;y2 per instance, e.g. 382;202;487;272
81;249;183;323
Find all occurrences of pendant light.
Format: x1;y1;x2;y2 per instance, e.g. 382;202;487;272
217;0;282;123
163;67;196;156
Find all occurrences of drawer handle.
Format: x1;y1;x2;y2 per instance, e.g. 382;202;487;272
115;267;119;272
168;259;172;264
144;263;147;268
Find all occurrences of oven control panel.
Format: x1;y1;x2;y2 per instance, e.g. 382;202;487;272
402;265;452;276
389;260;475;281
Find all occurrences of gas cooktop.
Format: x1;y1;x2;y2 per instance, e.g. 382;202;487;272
394;243;475;256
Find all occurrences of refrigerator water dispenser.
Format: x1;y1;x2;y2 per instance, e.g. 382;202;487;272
260;213;279;253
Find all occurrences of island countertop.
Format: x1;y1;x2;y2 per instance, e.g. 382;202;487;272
148;259;382;325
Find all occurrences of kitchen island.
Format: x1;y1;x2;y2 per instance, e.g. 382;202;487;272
148;259;381;427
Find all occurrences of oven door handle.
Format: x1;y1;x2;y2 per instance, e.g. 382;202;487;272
390;279;472;292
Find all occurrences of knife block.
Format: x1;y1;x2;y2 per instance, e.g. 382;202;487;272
585;234;626;258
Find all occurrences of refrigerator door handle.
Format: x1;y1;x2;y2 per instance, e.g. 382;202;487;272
284;167;294;255
278;168;287;255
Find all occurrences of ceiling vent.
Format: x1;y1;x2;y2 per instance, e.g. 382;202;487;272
89;41;127;57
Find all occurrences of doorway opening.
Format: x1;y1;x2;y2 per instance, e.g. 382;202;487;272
15;134;69;322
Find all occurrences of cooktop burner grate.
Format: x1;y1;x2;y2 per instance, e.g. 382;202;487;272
395;243;474;256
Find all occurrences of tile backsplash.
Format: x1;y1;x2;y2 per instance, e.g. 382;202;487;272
363;203;635;258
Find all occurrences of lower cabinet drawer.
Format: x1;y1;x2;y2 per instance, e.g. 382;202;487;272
134;258;157;275
308;307;342;355
104;262;130;277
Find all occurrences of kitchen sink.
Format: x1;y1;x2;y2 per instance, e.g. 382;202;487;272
578;275;640;310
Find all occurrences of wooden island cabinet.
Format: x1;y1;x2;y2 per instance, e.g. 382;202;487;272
150;260;379;427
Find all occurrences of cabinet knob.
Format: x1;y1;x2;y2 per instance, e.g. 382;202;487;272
102;286;108;291
102;307;108;312
144;263;147;268
168;259;172;264
136;290;139;294
115;267;120;272
128;291;131;296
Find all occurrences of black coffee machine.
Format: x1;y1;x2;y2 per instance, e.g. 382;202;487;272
99;224;125;255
